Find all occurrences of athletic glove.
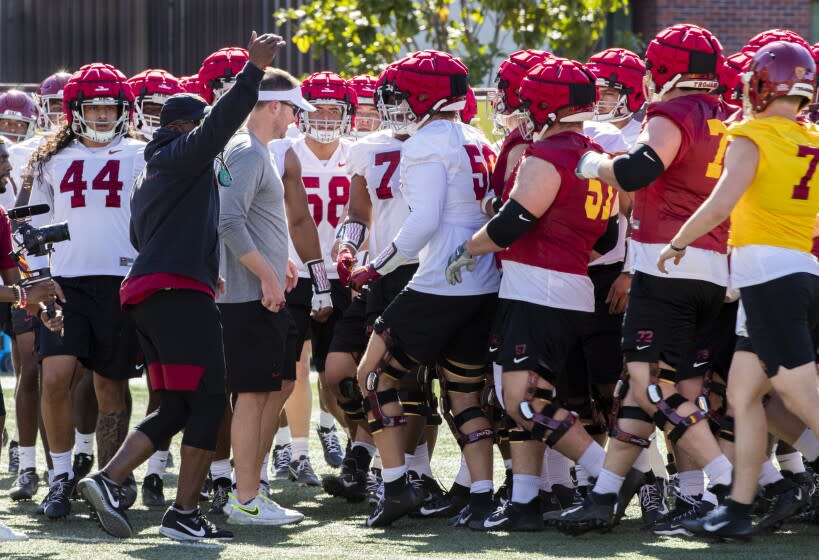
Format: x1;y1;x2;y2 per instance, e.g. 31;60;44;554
350;265;381;292
575;151;606;180
336;247;357;287
445;242;477;285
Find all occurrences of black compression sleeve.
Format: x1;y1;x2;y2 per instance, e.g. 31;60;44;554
485;198;538;248
593;215;619;254
612;143;665;192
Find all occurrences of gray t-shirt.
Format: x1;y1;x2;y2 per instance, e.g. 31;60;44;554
218;128;288;303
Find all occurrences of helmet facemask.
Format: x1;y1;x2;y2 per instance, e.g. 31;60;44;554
298;99;352;143
35;96;65;131
0;114;35;143
593;83;632;122
71;99;130;144
350;103;381;138
133;95;169;140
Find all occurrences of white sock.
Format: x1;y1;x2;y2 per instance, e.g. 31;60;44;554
73;430;94;456
540;449;552;491
318;411;335;430
50;450;73;480
146;450;168;478
48;469;54;486
703;455;732;487
260;455;270;484
405;443;433;478
382;464;407;484
546;448;574;488
793;429;819;462
758;459;783;486
512;474;540;504
701;489;718;506
275;426;291;447
678;470;705;497
291;437;309;459
210;458;232;481
777;451;806;474
454;454;472;487
352;441;377;457
577;442;605;478
593;469;625;495
503;459;513;470
372;452;382;470
633;449;651;473
19;446;36;471
470;479;493;494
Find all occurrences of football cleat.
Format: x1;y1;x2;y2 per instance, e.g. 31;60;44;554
208;477;232;515
679;502;752;542
494;468;513;507
317;425;345;468
477;498;544;532
121;474;138;510
366;467;383;505
757;477;810;532
7;440;19;474
652;494;714;536
366;479;423;527
322;457;367;502
141;473;166;507
159;507;233;541
289;455;320;487
71;453;94;498
9;468;39;501
639;479;669;528
0;520;28;542
43;473;76;519
77;472;133;538
554;492;617;535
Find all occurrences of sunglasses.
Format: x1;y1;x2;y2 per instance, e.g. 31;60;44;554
279;101;298;115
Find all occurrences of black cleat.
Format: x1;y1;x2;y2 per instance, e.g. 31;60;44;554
757;478;810;532
493;468;513;507
555;492;617;535
476;497;544;532
465;492;495;530
680;502;752;542
141;474;166;507
366;478;422;527
411;474;450;518
10;468;40;501
639;479;669;528
7;440;19;474
366;468;383;506
200;472;213;501
77;472;133;538
71;453;95;498
322;457;366;502
121;474;137;510
652;494;713;536
43;473;76;519
420;482;468;519
159;507;233;541
208;477;232;515
614;468;646;524
317;425;344;468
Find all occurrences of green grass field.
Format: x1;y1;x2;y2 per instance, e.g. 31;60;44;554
1;375;818;559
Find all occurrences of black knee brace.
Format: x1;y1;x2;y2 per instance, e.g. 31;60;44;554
608;370;653;448
438;361;493;449
362;361;409;434
508;426;534;442
338;377;366;423
181;392;227;451
650;392;707;445
718;414;735;443
398;388;428;417
521;399;578;447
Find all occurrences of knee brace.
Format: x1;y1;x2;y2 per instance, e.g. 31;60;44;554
338;377;366;423
521;398;578;447
424;377;442;426
649;392;707;445
181;392;227;451
608;370;653;448
398;388;428;417
718;414;735;443
362;361;410;434
508;426;534;442
438;360;493;449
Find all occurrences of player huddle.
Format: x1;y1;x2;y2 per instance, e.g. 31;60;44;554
0;21;818;546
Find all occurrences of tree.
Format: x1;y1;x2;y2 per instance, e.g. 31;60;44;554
275;0;628;85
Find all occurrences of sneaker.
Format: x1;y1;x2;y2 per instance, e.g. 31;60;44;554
9;468;39;501
142;474;166;507
652;494;714;537
259;480;272;500
77;472;133;538
43;473;76;519
639;480;669;528
0;521;28;542
366;479;422;527
366;468;383;506
465;492;496;530
757;478;810;532
227;492;304;526
71;453;94;498
121;474;138;510
200;472;213;501
448;503;473;527
257;490;304;525
323;457;367;502
208;477;232;515
554;491;617;535
477;498;544;532
289;455;320;486
679;502;752;542
272;443;292;478
410;474;449;518
7;440;19;474
159;506;233;541
317;425;344;468
420;482;468;518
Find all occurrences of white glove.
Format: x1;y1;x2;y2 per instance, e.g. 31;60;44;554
311;290;333;314
445;242;478;285
575;151;606;180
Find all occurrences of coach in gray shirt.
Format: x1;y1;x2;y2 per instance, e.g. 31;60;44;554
217;68;321;526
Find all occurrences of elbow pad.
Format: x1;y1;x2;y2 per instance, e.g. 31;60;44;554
486;198;538;248
593;215;619;254
612;144;665;192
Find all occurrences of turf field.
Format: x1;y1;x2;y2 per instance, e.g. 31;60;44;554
1;375;818;559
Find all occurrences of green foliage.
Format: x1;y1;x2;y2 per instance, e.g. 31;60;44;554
275;0;628;84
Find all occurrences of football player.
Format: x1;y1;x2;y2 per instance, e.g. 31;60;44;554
198;47;249;103
0;90;37;145
348;74;381;137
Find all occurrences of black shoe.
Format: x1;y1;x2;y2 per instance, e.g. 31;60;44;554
208;477;232;515
493;468;513;508
121;474;137;510
200;472;213;501
366;478;422;527
757;478;810;532
614;468;646;524
366;468;383;506
552;484;579;509
317;425;344;468
7;440;19;474
43;473;76;519
477;498;544;532
554;492;617;535
411;474;449;518
465;492;495;530
652;494;714;536
272;443;292;479
159;507;233;541
142;474;166;507
289;455;320;486
10;467;40;501
420;482;468;519
639;480;669;528
166;452;175;470
322;457;366;502
71;453;95;498
77;472;133;538
680;502;752;542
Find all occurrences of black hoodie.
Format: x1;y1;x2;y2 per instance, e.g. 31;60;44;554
127;62;264;291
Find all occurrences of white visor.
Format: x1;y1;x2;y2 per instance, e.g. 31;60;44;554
258;87;317;112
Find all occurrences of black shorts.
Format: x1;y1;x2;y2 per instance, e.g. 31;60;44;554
129;289;225;395
621;272;725;373
0;302;11;337
39;276;141;380
220;301;291;393
676;299;738;382
739;273;819;377
328;264;418;356
286;278;351;372
375;288;497;366
564;263;624;395
11;306;39;337
495;298;589;386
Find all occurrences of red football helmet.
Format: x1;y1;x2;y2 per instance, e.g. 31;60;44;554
374;63;405;132
34;72;72;130
179;74;213;104
298;72;358;143
63;63;134;144
198;47;249;102
127;69;184;139
518;57;597;140
645;24;724;99
491;49;552;133
743;29;810;53
460;86;477;124
348;74;380;137
745;41;816;114
719;51;755;106
587;48;646;122
0;90;37;143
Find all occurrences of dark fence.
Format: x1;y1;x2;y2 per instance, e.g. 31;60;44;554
0;0;333;85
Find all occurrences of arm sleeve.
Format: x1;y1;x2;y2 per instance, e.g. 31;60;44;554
592;215;620;254
392;160;447;259
217;144;262;258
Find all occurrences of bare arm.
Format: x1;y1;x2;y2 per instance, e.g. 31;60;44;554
282;148;322;263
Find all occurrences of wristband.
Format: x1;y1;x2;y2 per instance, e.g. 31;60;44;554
339;220;368;251
306;259;331;294
17;285;27;309
670;243;686;252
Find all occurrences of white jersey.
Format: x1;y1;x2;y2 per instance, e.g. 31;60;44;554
398;119;500;296
346;129;414;259
268;137;294;177
7;135;50;270
286;136;352;279
29;136;146;278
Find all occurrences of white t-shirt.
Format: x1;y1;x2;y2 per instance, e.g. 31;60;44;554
730;245;819;289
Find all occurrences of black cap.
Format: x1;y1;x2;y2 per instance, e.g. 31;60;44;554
159;93;210;127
